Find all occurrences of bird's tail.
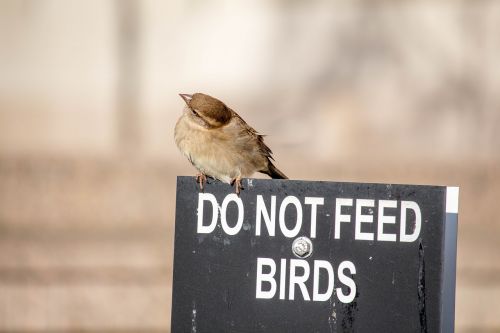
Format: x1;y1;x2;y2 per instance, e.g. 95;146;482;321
264;162;288;179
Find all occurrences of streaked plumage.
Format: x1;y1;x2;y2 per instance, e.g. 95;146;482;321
174;93;287;193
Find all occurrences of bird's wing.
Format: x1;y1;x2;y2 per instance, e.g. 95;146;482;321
229;110;275;161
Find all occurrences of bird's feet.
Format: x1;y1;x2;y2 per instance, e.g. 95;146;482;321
195;173;207;191
231;177;243;195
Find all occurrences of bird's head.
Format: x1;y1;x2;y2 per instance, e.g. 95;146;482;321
179;93;232;128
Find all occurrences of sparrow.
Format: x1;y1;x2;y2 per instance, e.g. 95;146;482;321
174;93;287;194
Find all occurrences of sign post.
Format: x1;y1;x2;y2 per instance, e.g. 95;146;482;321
171;177;459;332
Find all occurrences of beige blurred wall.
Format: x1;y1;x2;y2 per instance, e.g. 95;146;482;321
1;0;499;161
0;0;116;156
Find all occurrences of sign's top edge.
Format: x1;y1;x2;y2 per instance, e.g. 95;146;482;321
175;175;458;189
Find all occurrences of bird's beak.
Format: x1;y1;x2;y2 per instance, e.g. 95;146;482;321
179;93;193;104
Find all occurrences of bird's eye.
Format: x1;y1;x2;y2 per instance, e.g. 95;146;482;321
191;108;200;117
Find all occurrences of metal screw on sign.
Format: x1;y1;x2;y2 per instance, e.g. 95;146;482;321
292;236;313;258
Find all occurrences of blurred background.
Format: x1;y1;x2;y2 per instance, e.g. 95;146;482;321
0;0;499;332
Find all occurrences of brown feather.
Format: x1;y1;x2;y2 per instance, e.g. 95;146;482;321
188;93;232;126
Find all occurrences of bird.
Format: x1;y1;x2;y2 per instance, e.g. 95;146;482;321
174;93;287;194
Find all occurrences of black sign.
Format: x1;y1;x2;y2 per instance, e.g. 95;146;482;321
171;177;459;332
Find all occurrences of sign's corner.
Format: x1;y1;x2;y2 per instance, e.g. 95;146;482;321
446;186;459;214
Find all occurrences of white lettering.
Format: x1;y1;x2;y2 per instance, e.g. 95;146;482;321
220;194;244;236
304;197;324;238
377;200;397;241
256;195;276;236
313;260;334;301
279;258;287;300
355;199;375;241
197;193;218;234
289;259;311;301
256;258;277;299
279;196;303;238
335;198;353;239
400;201;421;242
255;258;357;303
337;261;356;303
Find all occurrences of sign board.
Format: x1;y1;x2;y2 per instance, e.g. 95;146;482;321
171;177;459;332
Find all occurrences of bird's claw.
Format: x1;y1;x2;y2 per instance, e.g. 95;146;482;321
231;178;243;195
196;173;207;191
